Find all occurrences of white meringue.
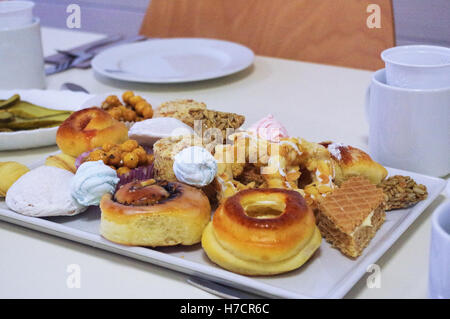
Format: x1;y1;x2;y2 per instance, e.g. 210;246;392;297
6;166;86;217
173;146;217;187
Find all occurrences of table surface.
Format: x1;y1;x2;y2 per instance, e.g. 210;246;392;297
0;27;448;299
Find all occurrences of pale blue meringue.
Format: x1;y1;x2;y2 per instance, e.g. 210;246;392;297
173;146;217;187
71;161;119;207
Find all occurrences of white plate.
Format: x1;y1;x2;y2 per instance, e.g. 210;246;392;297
0;90;93;151
91;38;255;83
0;166;446;298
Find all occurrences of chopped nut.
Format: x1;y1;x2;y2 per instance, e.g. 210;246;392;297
378;175;428;210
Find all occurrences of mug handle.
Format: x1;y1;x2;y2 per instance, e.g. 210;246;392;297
365;85;371;123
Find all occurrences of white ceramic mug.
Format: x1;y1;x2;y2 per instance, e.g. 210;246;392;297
366;69;450;177
0;17;45;89
381;45;450;90
429;200;450;299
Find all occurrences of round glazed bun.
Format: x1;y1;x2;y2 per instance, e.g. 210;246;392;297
100;179;211;246
56;107;128;157
202;188;321;275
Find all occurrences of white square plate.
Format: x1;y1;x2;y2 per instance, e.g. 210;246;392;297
0;166;446;298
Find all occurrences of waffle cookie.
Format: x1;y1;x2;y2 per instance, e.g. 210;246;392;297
317;176;385;258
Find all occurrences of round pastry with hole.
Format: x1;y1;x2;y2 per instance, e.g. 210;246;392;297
202;188;321;275
100;179;211;246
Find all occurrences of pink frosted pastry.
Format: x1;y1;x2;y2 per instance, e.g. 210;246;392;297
247;114;289;142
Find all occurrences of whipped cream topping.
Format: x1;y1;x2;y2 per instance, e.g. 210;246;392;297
247;114;289;142
71;161;119;206
173;146;217;187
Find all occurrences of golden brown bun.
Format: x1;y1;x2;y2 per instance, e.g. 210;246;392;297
202;188;321;275
324;143;388;185
45;153;77;173
100;180;211;247
56;107;128;157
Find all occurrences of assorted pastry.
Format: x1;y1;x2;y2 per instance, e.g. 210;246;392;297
1;95;430;277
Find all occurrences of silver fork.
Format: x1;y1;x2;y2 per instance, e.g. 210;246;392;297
45;58;74;75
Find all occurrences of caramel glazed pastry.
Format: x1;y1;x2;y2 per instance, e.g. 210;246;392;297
202;188;322;275
214;133;389;210
100;179;211;246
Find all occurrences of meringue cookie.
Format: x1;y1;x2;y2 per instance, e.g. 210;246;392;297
248;114;289;142
71;161;119;207
6;166;86;217
173;146;217;187
129;117;194;146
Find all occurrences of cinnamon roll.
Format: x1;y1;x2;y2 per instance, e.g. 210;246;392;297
100;179;211;246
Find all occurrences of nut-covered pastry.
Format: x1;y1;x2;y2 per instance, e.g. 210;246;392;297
202;188;321;275
154;99;207;127
0;161;29;197
188;108;245;142
100;179;211;246
378;175;428;210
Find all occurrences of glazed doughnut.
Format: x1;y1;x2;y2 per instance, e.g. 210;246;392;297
100;179;211;247
56;107;128;157
202;188;321;275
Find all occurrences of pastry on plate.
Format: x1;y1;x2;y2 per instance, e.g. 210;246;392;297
322;142;388;185
154;99;207;127
56;107;128;157
154;99;245;142
128;117;194;146
188;108;245;142
100;179;211;246
202;188;321;275
6;166;86;217
76;139;154;177
153;135;199;181
378;175;428;210
45;152;77;173
214;133;336;208
0;161;29;197
317;176;385;258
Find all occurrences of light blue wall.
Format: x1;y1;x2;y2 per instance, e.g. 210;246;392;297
32;0;450;46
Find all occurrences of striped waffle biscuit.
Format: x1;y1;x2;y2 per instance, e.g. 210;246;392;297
317;176;385;258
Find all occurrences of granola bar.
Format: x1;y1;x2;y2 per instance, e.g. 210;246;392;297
378;175;427;210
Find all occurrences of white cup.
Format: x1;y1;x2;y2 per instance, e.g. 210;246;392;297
381;45;450;90
0;17;45;89
429;200;450;299
0;1;35;30
366;69;450;177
